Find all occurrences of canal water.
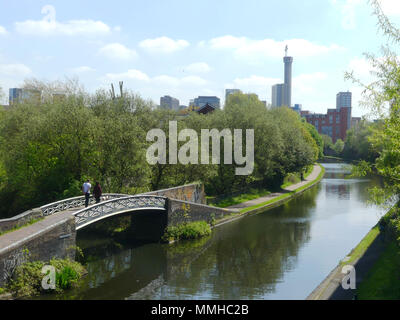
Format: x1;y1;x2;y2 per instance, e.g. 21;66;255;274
49;163;385;300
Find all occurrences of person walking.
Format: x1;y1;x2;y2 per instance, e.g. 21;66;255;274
93;182;102;204
82;179;92;207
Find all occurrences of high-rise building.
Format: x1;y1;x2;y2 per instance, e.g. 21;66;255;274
160;95;180;110
291;103;302;114
283;56;293;108
9;88;41;105
336;91;352;110
271;47;293;108
225;89;241;100
301;91;353;143
193;96;220;109
271;84;286;108
336;91;352;130
9;88;22;105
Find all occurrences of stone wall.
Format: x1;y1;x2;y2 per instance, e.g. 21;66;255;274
144;183;205;205
167;199;234;226
0;214;76;287
0;209;43;234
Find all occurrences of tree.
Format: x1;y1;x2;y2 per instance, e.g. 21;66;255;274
342;120;381;161
345;0;400;206
0;86;4;104
302;120;324;159
332;139;345;155
22;77;85;102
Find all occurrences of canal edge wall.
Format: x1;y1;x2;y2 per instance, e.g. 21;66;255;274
0;211;76;288
212;163;325;229
306;206;396;300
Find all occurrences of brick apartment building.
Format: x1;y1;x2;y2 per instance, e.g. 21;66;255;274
301;107;351;143
300;92;353;143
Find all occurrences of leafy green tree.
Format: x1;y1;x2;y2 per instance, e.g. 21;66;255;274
302;120;324;159
332;139;345;155
321;134;333;155
345;0;400;206
342;120;381;161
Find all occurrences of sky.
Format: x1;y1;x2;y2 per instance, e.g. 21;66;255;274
1;0;400;117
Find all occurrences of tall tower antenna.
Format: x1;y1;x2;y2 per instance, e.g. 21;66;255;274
283;48;293;108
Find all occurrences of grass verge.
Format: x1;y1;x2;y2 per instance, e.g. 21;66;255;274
340;225;380;266
239;164;325;214
208;188;271;208
356;240;400;299
210;165;315;208
0;217;44;237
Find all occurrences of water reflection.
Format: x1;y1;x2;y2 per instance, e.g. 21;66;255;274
47;163;383;300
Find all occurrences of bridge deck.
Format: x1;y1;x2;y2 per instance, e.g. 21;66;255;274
0;210;77;255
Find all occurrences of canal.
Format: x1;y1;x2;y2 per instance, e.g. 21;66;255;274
49;163;385;300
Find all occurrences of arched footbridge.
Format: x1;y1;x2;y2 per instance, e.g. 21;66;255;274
0;184;237;286
40;193;168;230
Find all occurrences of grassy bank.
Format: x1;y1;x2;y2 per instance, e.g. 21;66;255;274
209;165;314;208
340;225;380;266
240;164;325;214
208;188;271;208
357;240;400;299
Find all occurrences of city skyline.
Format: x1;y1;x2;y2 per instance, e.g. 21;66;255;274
1;1;400;116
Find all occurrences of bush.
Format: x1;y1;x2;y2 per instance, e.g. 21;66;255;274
162;221;211;242
7;258;85;298
56;266;79;290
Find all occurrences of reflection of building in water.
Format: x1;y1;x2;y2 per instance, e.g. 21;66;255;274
325;183;350;200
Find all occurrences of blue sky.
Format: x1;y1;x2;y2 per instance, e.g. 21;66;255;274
1;0;400;116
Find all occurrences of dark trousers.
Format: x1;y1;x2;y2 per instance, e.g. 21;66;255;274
95;197;100;204
85;193;90;207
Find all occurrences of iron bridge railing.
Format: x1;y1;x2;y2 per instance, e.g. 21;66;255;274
40;193;128;216
73;195;167;230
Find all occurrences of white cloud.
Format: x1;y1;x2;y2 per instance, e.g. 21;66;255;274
379;0;400;16
0;26;7;35
153;75;180;86
98;43;138;60
184;62;212;73
293;72;328;95
0;63;32;77
70;66;96;73
341;0;362;29
348;57;373;77
15;5;112;36
104;69;208;88
139;37;189;53
231;75;282;88
330;0;365;29
105;69;150;81
204;36;344;63
180;76;208;86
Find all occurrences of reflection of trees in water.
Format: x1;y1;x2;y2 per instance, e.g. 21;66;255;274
163;185;319;299
47;185;322;300
354;175;383;204
325;183;350;200
50;236;167;300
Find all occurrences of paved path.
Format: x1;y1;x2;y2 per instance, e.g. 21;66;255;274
0;209;78;254
227;164;322;210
